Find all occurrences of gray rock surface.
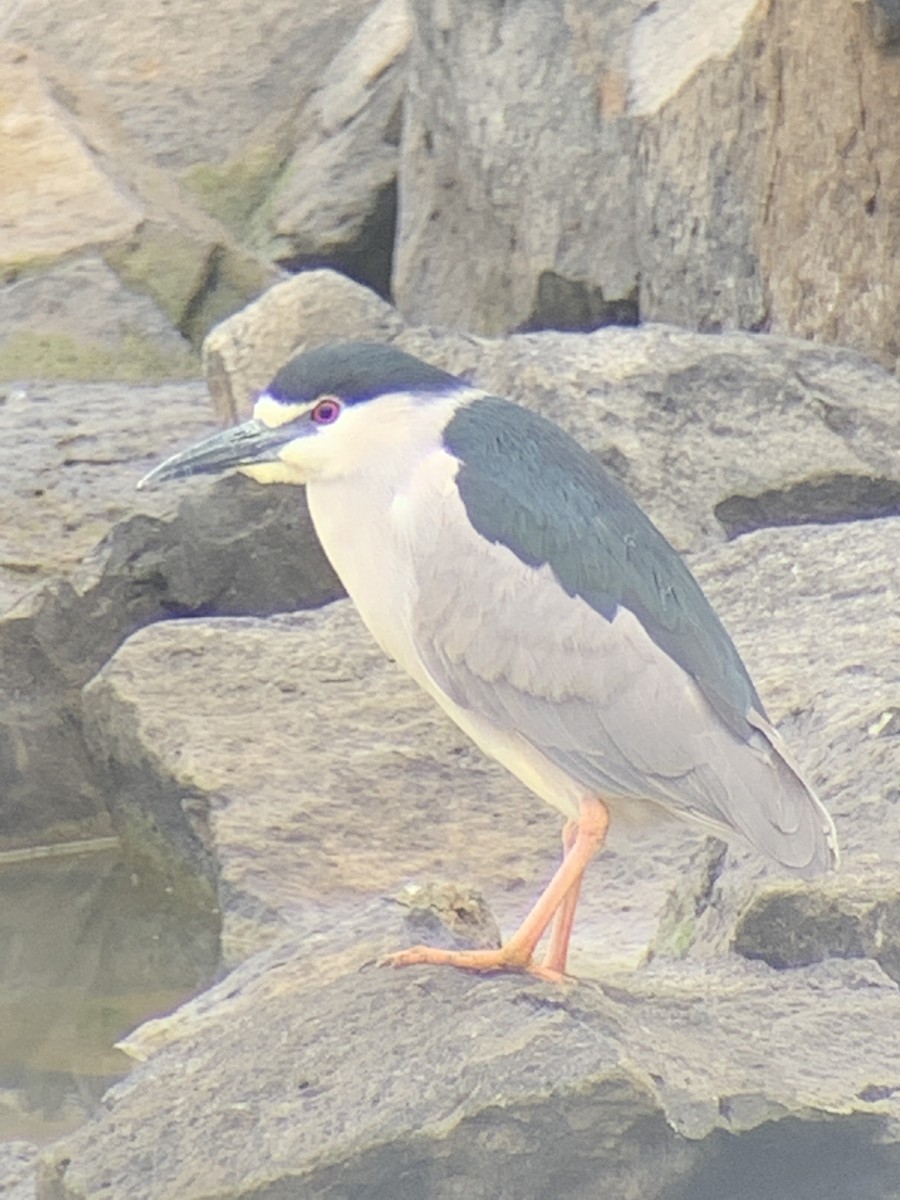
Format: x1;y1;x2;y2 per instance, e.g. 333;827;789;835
391;0;900;366
394;0;639;335
0;380;212;614
0;42;278;350
255;0;410;297
0;1141;36;1200
0;258;196;383
7;0;377;171
35;907;900;1200
634;0;900;370
650;517;900;976
0;380;340;848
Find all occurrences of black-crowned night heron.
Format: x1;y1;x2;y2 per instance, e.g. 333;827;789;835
140;342;839;980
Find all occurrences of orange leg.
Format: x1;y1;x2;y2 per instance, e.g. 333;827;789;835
541;818;582;975
385;797;609;982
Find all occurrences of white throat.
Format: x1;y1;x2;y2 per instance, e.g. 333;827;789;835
304;387;470;672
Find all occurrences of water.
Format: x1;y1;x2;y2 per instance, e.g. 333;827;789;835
0;844;220;1144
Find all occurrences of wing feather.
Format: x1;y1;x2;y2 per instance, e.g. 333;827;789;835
403;439;837;877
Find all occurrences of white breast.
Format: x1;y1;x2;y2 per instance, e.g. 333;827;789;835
306;441;587;823
302;392;466;685
306;472;421;675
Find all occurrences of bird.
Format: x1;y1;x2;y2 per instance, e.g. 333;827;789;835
139;340;839;980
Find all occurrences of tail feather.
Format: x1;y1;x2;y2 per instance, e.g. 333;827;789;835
732;709;839;877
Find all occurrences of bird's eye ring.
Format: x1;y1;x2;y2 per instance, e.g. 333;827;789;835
311;396;342;425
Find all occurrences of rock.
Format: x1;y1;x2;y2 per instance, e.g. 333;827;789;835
256;0;411;298
118;882;502;1070
650;518;900;978
0;380;208;614
870;0;900;47
6;0;378;172
634;0;900;370
0;1141;36;1200
5;0;390;312
0;483;341;849
38;955;695;1200
35;913;900;1199
0;43;277;378
392;0;900;366
0;46;137;261
0;380;340;848
393;0;639;335
0;258;197;384
202;271;403;421
732;883;900;980
0;378;210;844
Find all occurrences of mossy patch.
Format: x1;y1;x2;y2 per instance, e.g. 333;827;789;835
666;915;698;958
0;330;201;383
103;226;211;331
181;147;282;239
103;223;274;345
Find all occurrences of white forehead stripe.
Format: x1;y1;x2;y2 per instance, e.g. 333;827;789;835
253;392;312;429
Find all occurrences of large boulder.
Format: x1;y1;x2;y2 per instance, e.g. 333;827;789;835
0;44;277;380
6;0;377;172
394;0;639;336
394;0;900;367
35;919;900;1200
635;0;900;369
252;0;412;298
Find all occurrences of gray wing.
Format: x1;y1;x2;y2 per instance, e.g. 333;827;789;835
408;419;837;877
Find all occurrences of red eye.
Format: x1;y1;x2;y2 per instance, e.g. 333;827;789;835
311;397;342;425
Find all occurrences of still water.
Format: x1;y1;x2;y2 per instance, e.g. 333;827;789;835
0;844;220;1144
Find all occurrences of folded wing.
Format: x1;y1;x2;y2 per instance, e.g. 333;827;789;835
406;400;838;876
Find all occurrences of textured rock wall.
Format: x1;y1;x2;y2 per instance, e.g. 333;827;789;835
3;0;900;372
635;0;900;369
393;0;641;334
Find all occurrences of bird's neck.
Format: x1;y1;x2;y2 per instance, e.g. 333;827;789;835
304;386;477;666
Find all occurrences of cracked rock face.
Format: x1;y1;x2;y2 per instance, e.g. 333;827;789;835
6;0;900;372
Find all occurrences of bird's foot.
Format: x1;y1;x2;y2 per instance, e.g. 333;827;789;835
382;943;566;983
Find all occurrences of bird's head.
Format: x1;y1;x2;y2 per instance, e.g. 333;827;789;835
138;342;464;490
